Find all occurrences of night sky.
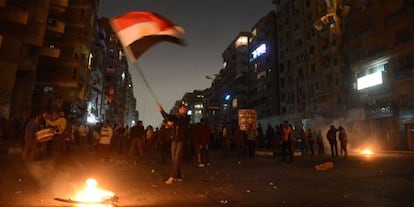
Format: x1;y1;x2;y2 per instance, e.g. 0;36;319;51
98;0;274;127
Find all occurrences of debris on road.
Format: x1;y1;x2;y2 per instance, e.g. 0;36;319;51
315;161;334;171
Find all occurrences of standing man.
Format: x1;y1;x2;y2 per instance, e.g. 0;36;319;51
221;124;231;157
98;120;113;161
45;111;67;159
280;120;294;163
246;123;257;158
22;114;42;161
156;120;172;164
316;129;325;155
129;121;145;159
78;122;89;151
307;128;315;156
338;126;348;157
157;103;190;184
326;125;338;158
193;119;211;167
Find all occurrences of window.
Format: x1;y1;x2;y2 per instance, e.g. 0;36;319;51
235;36;248;47
257;71;267;80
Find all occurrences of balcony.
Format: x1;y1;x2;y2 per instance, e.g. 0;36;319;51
393;68;411;80
0;37;20;62
52;0;69;8
0;6;29;24
49;0;68;16
39;47;61;58
46;19;65;34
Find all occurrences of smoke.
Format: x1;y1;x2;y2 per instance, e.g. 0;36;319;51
310;114;384;153
26;160;89;198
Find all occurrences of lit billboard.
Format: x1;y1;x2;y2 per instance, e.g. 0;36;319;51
357;71;383;90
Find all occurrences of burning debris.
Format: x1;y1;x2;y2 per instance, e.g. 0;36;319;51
55;178;119;207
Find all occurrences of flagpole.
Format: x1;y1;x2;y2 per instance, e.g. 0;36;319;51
133;62;160;104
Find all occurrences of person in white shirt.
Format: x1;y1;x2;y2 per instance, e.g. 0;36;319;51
45;111;68;158
98;120;113;161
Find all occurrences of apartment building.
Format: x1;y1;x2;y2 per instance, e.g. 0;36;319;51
0;0;137;142
273;0;348;129
248;11;279;126
32;0;98;119
204;32;251;129
343;1;414;150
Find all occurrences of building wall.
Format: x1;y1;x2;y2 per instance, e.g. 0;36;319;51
0;0;52;140
270;0;349;130
32;0;96;119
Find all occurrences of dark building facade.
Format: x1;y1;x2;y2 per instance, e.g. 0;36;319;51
248;11;279;127
0;1;138;143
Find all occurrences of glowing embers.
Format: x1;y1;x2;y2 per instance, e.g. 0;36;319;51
55;178;119;207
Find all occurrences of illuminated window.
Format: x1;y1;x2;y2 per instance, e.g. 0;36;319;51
257;71;267;80
232;98;238;108
194;104;203;109
252;28;257;37
43;86;53;93
235;36;248;47
223;61;227;68
223;103;229;110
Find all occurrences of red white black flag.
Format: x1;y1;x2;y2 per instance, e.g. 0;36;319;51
110;11;185;62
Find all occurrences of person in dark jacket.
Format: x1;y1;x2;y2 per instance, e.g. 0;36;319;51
326;125;338;158
155;120;172;164
22;114;42;161
157;103;190;184
193;119;211;167
129;121;145;159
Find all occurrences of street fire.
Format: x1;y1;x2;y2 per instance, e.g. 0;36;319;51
360;148;374;156
55;178;119;207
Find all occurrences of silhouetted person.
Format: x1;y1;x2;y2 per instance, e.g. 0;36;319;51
338;126;348;157
326;125;338;158
280;120;294;163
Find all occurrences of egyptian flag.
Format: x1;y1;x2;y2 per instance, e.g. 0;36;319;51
110;11;185;62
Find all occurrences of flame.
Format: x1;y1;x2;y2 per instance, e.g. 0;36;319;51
73;178;116;207
360;148;374;156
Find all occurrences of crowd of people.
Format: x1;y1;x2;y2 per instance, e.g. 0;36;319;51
20;106;350;185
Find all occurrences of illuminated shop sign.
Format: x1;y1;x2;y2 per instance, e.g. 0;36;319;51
250;43;267;61
356;61;387;90
357;71;383;90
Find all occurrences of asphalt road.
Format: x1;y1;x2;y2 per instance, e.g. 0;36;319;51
1;148;414;207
